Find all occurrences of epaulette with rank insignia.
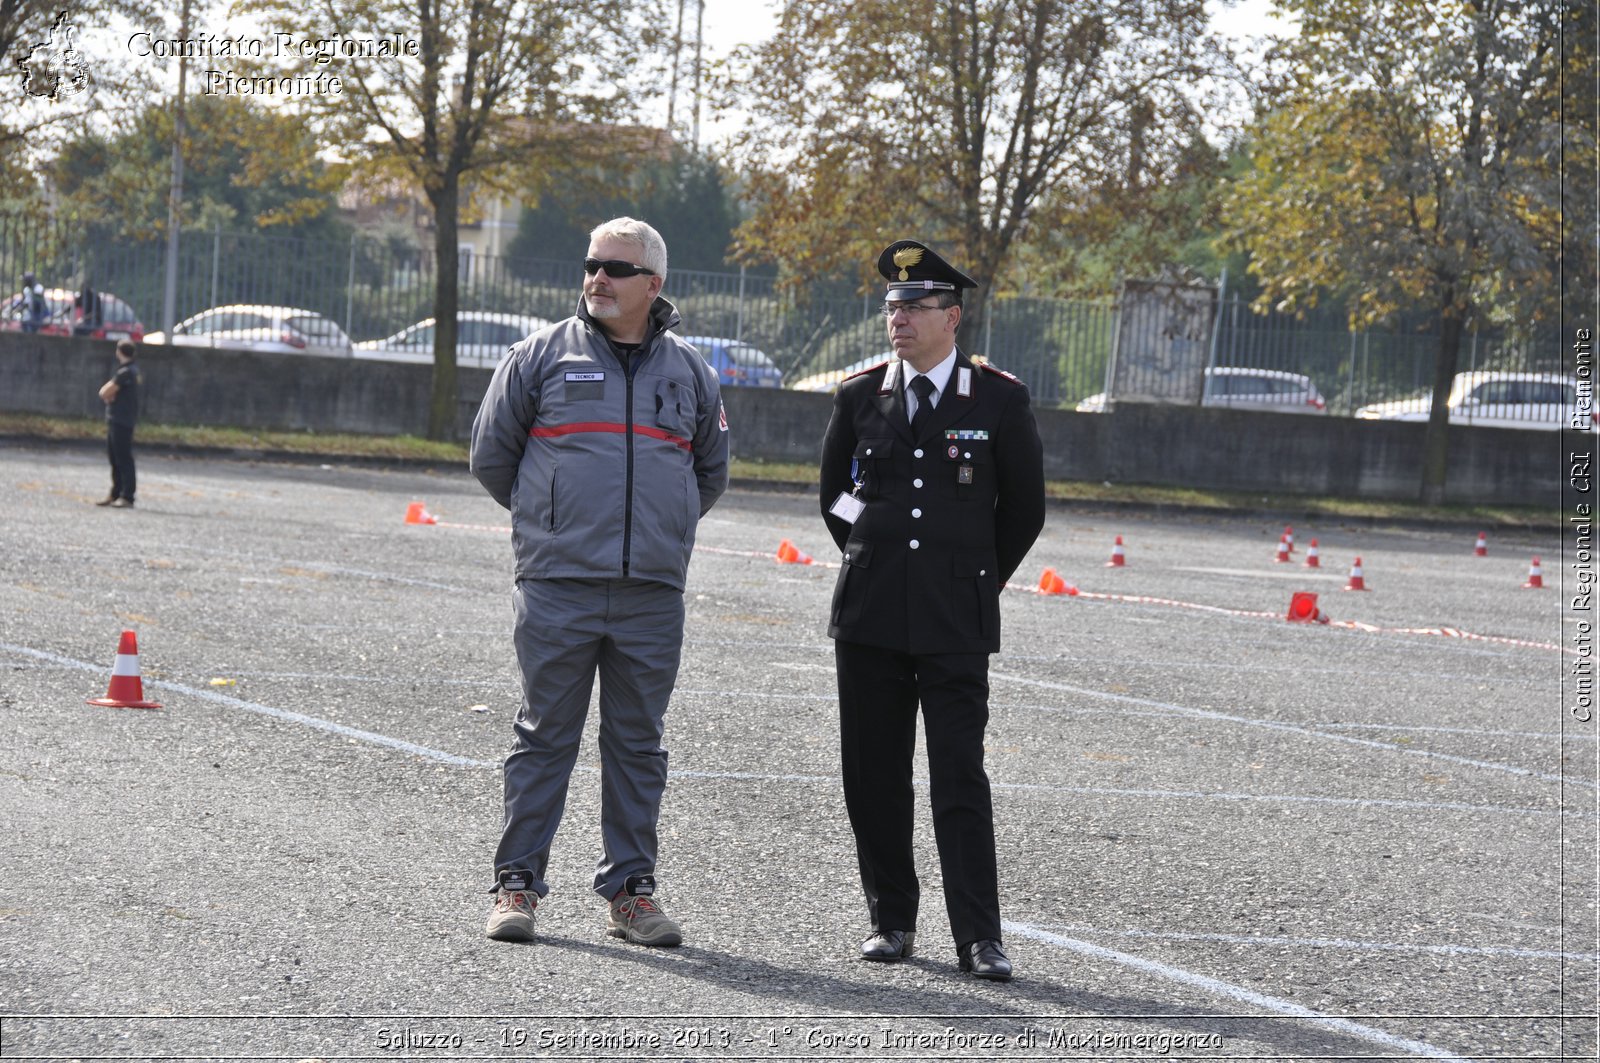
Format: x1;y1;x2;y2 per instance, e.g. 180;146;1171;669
979;363;1024;385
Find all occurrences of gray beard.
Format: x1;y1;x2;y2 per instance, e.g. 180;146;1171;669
585;296;621;319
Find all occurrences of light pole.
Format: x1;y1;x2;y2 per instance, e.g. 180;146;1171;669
161;0;190;334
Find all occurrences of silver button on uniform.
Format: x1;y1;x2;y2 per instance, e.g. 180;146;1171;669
910;540;920;549
912;508;922;518
913;478;923;488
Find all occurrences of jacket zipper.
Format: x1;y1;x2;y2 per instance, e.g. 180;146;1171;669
622;348;638;576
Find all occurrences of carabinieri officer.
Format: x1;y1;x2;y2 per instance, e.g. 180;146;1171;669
819;239;1046;981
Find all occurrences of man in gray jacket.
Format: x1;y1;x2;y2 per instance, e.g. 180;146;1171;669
471;217;729;947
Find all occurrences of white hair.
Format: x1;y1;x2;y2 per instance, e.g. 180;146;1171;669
588;217;668;280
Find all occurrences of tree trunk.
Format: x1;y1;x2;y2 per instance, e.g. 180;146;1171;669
427;178;461;441
959;288;989;361
1419;303;1466;505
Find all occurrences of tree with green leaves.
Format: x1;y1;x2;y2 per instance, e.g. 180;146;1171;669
1;0;159;201
48;94;344;239
508;146;742;272
1223;0;1590;503
245;0;666;438
723;0;1226;354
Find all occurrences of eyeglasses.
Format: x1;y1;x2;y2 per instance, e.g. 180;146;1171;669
880;301;946;318
584;258;656;278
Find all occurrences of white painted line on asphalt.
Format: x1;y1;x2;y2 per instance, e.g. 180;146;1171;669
1315;721;1597;742
0;642;493;770
988;779;1576;817
7;645;1581;820
1003;921;1474;1062
1032;922;1598;962
164;542;487;594
988;669;1594;790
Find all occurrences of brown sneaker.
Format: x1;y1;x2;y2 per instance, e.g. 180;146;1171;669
485;870;537;942
94;495;116;506
607;875;682;947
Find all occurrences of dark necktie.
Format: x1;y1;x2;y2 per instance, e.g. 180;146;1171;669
908;375;936;436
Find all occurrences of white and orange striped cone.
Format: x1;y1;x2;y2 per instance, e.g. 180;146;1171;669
1304;539;1321;568
1343;557;1368;592
404;501;437;525
1274;537;1291;564
776;539;813;565
1523;556;1545;589
1282;526;1295;554
1474;532;1488;557
1105;535;1126;567
87;630;162;709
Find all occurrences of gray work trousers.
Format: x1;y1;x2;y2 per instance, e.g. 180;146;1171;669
493;577;685;901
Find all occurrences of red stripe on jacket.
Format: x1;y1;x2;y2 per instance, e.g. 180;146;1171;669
529;421;692;451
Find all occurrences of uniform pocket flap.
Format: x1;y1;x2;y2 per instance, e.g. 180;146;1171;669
841;538;873;568
853;437;893;460
942;439;990;463
953;554;998;578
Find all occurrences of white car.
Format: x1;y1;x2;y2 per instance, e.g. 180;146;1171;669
789;353;894;393
354;312;551;368
146;305;352;356
1354;371;1591;431
1076;367;1328;414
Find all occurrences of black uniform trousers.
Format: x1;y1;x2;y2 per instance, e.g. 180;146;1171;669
835;638;999;948
107;421;136;502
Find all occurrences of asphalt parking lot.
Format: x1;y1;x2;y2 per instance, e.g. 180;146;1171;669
0;441;1594;1062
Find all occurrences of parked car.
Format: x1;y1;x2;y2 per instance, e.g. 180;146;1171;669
144;305;352;356
354;312;552;368
1076;367;1327;414
789;353;894;393
1;287;146;341
683;335;783;388
1354;371;1591;431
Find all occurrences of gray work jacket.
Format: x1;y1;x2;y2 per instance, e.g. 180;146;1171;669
470;297;730;590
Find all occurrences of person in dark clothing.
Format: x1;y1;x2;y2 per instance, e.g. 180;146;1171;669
819;239;1046;982
96;340;142;508
74;282;102;336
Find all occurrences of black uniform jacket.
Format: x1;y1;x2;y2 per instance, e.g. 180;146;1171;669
819;350;1046;655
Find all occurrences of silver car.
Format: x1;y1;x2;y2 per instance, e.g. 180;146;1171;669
1076;367;1328;414
145;305;352;356
354;312;552;369
1355;371;1591;431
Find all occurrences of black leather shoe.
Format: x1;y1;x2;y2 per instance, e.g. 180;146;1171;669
860;930;915;962
957;938;1013;981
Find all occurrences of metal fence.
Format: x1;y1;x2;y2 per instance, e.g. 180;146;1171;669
1;214;1560;417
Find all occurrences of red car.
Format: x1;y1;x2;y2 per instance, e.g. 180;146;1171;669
2;287;146;342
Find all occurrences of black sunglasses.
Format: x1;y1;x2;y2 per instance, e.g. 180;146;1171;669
584;258;656;278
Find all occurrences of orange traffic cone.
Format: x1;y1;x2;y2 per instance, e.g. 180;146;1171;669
1523;556;1545;589
1105;535;1126;567
1282;526;1295;554
1037;567;1070;595
1286;591;1330;624
776;539;813;565
87;630;162;709
404;501;437;525
1343;557;1368;591
1274;537;1291;563
1474;532;1488;557
1304;539;1321;568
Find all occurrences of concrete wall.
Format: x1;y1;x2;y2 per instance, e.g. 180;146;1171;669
1;331;1569;505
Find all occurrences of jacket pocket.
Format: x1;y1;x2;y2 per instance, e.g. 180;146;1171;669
942;439;990;499
655;379;691;436
953;553;1000;637
831;537;874;627
852;437;893;498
